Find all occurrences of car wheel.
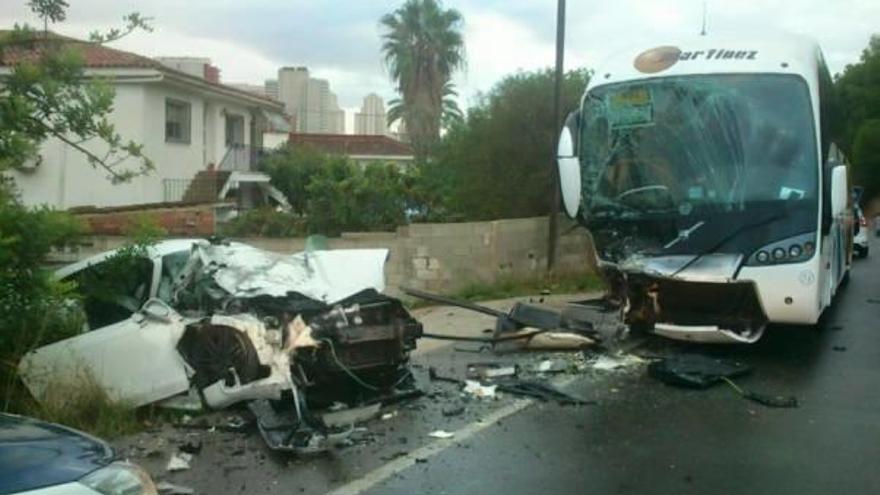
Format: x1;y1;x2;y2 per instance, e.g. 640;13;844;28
185;325;261;388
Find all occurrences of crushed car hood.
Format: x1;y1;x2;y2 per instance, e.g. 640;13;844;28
176;244;389;304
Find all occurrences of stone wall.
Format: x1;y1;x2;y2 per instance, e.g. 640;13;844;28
74;204;215;236
53;216;596;297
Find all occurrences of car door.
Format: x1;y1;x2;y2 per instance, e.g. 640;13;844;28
18;299;192;408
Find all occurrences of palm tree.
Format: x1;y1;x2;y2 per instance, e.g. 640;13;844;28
387;81;463;140
380;0;465;161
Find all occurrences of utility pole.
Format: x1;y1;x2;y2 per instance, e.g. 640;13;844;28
700;1;708;36
547;0;566;271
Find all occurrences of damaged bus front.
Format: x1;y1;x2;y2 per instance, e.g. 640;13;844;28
557;35;852;343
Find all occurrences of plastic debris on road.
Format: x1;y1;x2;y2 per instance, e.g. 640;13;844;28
591;354;646;371
156;481;195;495
166;452;192;472
428;430;455;439
648;354;751;389
463;380;497;399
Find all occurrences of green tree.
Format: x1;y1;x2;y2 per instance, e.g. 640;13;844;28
380;0;465;160
834;34;880;198
1;19;153;180
261;144;325;215
0;0;151;409
434;68;591;220
305;160;407;235
852;119;880;199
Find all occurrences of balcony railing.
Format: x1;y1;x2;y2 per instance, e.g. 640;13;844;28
218;144;271;172
162;177;220;203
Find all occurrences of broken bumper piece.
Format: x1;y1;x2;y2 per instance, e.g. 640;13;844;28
249;399;353;454
653;323;765;344
609;266;770;344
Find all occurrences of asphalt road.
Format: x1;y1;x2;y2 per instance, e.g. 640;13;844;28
121;254;880;494
361;254;880;495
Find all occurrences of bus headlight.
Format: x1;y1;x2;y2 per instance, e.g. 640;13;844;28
79;461;158;495
772;247;787;261
746;232;816;266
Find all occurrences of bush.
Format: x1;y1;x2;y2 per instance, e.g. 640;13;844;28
22;371;140;439
221;207;306;238
305;161;407;235
0;183;84;410
261;144;326;215
263;145;415;235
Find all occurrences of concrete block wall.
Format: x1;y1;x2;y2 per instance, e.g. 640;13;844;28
53;216;596;297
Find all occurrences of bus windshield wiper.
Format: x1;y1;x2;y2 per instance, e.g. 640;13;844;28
670;212;787;277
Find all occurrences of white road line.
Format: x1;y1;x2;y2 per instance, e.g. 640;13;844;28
326;376;578;495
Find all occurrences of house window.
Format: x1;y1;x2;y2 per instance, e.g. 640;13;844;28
165;99;191;143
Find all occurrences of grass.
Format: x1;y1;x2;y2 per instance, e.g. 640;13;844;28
9;368;196;440
408;272;605;308
20;376;143;439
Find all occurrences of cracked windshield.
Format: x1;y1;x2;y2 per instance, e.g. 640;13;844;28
580;75;818;262
1;0;879;494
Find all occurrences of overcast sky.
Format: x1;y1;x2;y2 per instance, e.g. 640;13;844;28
2;0;877;120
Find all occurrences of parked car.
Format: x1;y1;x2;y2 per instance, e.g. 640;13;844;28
0;412;157;495
854;205;869;258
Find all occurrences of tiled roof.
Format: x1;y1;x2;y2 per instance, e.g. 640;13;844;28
0;31;159;68
289;133;414;157
0;30;281;107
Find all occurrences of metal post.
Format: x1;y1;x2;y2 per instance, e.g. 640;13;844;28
547;0;566;271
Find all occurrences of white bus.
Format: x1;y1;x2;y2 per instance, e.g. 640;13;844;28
557;34;852;343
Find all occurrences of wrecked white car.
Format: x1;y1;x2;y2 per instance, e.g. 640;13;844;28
19;239;422;451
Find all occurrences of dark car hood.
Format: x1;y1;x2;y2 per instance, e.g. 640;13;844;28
0;413;113;494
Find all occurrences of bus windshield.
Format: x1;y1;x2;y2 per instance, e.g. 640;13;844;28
579;74;819;262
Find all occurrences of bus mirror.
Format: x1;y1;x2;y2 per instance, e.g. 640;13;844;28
557;111;581;218
830;165;848;218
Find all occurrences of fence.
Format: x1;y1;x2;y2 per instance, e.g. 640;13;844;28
52;216;597;297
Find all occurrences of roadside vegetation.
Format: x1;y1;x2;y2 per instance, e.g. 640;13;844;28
0;0;153;434
835;35;880;201
21;373;141;439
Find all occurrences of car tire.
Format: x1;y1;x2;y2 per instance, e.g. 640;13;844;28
186;325;261;388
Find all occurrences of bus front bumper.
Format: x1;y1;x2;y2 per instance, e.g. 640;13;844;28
653;323;765;344
603;257;770;344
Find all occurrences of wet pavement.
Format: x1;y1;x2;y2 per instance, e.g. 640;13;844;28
116;256;880;494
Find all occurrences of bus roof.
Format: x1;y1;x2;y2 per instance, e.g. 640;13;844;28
586;33;823;91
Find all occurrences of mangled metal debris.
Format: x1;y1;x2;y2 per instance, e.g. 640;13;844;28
605;262;769;344
18;239;423;453
429;367;591;406
648;354;798;408
401;287;599;350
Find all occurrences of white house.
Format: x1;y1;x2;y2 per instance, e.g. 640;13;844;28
1;33;290;211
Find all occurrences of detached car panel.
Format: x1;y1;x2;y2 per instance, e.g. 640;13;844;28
18;300;192;408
